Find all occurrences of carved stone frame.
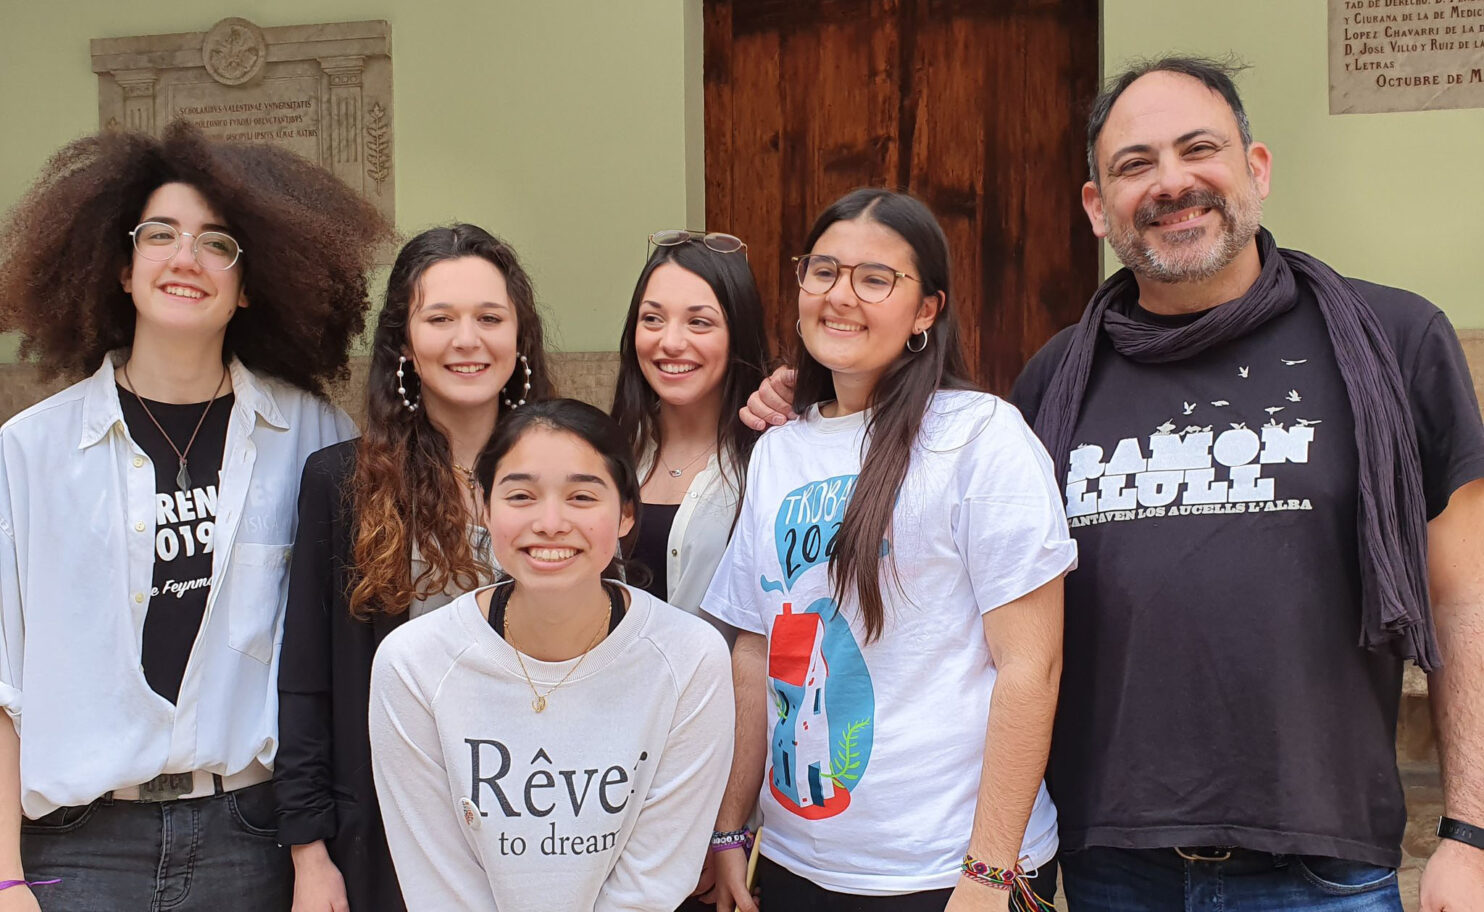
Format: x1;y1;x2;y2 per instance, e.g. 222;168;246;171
92;19;394;222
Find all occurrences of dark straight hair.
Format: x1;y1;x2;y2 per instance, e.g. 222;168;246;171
1086;55;1253;183
476;398;643;583
792;188;973;642
610;239;769;501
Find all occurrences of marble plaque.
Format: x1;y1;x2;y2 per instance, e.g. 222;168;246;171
92;18;394;220
1330;0;1484;113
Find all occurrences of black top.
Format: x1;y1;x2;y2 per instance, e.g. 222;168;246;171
1011;278;1484;867
275;441;407;912
486;581;627;637
631;501;681;601
118;389;234;704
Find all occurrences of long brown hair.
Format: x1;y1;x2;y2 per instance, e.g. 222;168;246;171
348;225;553;619
0;121;390;393
791;189;973;642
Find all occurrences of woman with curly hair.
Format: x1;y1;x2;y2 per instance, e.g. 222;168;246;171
276;224;553;912
0;122;390;911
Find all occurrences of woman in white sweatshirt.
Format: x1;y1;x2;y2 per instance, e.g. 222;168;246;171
369;399;735;912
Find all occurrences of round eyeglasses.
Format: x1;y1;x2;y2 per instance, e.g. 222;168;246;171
793;254;917;304
129;221;244;271
649;229;747;255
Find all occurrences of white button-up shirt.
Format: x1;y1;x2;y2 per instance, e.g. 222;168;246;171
0;353;356;817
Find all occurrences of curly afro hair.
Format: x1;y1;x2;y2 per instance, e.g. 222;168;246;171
0;120;394;395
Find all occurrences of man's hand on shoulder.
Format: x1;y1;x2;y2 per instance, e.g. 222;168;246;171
740;366;798;431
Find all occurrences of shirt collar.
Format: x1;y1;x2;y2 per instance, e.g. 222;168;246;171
77;350;289;449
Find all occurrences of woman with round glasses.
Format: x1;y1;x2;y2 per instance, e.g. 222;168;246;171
609;230;768;908
276;224;553;912
706;189;1073;912
0;122;389;911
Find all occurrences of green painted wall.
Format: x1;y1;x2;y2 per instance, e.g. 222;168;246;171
1103;1;1484;324
4;1;1481;366
0;0;703;361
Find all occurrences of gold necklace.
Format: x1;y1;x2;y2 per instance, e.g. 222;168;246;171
503;588;611;713
452;462;477;492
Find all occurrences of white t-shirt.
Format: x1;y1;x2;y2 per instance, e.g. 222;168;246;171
370;584;734;912
703;389;1076;895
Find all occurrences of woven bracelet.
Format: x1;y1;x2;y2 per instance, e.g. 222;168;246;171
0;878;60;892
961;855;1054;911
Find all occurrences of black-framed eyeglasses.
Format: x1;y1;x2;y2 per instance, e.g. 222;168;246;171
792;254;917;304
649;229;748;256
129;221;243;271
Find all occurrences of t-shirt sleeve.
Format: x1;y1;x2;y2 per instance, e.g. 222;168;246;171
699;454;767;635
1404;311;1484;519
370;639;496;912
954;401;1077;613
594;628;734;911
0;457;21;719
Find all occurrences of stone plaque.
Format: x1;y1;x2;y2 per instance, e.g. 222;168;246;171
92;18;394;221
1330;0;1484;114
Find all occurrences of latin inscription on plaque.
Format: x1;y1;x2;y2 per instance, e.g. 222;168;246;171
1330;0;1484;113
92;18;394;220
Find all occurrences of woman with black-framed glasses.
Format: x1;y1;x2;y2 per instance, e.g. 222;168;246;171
0;121;389;911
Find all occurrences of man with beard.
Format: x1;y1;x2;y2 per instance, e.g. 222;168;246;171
1009;58;1484;911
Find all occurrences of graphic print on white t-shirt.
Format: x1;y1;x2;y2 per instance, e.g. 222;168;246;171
760;473;876;820
1065;356;1324;527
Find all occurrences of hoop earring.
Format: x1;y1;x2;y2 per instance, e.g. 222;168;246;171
396;356;420;412
906;329;928;353
795;320;803;338
503;353;532;410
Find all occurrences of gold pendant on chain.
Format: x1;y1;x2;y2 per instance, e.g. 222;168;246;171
532;695;547;713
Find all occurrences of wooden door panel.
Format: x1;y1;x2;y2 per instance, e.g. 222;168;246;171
705;0;1097;391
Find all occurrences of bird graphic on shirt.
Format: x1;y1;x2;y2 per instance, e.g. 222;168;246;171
1230;422;1248;430
1282;358;1308;366
1238;366;1250;378
1286;390;1301;402
1264;406;1285;415
1295;418;1323;427
1183;402;1197;415
1264;417;1284;429
1155;420;1177;435
1211;399;1230;407
1183;425;1205;434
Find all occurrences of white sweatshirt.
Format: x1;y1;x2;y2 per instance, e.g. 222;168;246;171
370;584;734;912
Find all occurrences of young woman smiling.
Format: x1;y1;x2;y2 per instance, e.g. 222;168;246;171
705;189;1075;912
611;232;768;621
276;225;553;912
0;123;388;911
369;399;734;912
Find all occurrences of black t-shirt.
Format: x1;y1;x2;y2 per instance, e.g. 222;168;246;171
119;388;234;704
1011;278;1484;867
631;501;681;602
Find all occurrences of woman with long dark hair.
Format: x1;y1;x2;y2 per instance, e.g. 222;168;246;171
610;231;768;618
706;189;1075;912
369;399;734;912
276;224;553;912
0;122;389;911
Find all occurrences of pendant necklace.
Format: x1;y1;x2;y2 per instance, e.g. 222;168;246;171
505;588;611;713
659;445;712;478
121;363;229;492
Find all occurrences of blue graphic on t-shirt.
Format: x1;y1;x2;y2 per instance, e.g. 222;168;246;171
763;474;875;820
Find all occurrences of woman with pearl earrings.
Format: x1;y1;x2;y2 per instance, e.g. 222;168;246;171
275;224;553;912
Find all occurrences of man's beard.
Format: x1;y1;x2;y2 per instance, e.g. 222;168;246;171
1105;181;1263;284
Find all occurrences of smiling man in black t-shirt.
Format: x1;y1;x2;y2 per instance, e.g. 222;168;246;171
1010;56;1484;911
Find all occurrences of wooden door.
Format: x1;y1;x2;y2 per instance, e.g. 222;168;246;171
704;0;1100;393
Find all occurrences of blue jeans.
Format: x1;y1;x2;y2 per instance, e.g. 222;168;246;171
1060;846;1402;911
19;781;291;912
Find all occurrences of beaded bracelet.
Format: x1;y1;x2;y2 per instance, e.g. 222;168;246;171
961;855;1054;911
0;878;60;892
709;826;753;853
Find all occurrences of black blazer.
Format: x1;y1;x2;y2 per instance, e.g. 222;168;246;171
276;441;408;912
